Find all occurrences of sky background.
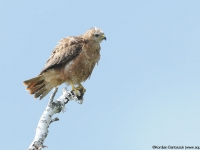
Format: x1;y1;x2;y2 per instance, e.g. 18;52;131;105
1;0;200;149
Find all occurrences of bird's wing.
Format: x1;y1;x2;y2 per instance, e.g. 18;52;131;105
40;36;83;74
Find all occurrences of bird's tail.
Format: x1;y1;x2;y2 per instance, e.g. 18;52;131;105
23;75;54;100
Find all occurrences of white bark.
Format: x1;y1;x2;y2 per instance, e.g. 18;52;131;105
28;87;84;150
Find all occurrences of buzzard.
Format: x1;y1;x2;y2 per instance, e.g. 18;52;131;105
23;27;106;100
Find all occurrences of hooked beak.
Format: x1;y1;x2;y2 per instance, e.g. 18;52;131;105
102;34;106;41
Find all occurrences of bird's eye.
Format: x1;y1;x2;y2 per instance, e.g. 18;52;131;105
94;34;99;37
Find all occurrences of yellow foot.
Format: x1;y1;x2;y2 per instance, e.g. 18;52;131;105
76;84;86;93
71;85;80;96
70;82;86;96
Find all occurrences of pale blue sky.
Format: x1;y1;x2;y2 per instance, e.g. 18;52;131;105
1;0;200;149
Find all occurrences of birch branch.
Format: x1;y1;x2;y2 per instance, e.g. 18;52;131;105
28;87;84;150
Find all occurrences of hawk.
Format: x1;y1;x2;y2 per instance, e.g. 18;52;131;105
23;27;106;100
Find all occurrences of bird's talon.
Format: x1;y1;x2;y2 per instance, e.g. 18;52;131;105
70;88;80;96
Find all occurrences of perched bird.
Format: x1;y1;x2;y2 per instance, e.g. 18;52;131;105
23;27;106;100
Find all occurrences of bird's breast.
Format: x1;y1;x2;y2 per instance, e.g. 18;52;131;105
62;47;100;83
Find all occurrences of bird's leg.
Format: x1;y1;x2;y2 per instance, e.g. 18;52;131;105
70;82;80;96
76;83;86;93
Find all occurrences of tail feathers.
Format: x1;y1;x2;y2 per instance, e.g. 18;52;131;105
35;83;53;100
23;75;54;100
23;75;44;90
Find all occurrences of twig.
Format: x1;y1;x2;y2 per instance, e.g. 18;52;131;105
48;87;58;105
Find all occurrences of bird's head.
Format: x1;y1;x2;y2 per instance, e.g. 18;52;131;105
83;27;106;43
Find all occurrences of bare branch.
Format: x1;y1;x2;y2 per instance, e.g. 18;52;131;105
48;87;58;105
28;87;85;150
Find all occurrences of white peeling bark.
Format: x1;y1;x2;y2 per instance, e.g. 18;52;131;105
28;87;84;150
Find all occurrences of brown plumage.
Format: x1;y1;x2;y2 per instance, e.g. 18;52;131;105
23;27;106;100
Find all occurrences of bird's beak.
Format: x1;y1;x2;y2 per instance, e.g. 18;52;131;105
101;34;106;41
102;34;106;41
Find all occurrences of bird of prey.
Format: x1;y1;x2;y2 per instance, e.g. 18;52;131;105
23;27;106;100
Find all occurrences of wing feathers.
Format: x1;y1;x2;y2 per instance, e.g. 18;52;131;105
40;37;83;74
